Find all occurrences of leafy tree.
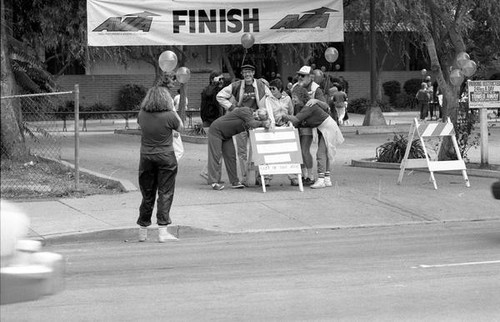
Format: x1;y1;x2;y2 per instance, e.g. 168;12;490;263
344;0;500;158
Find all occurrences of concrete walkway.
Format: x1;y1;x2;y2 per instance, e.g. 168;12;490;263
9;112;500;243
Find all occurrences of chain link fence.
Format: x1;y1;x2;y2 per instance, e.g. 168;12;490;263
1;90;76;199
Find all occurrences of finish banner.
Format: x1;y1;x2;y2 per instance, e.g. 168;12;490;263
87;0;344;46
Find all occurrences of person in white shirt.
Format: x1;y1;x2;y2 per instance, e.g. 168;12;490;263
173;89;188;112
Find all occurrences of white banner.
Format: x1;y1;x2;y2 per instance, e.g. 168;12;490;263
87;0;343;46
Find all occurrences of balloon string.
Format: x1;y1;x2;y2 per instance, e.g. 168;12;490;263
241;49;248;67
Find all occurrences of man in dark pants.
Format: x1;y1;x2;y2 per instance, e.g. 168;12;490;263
207;107;270;190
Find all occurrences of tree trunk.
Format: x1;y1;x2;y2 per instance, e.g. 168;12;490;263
362;51;387;126
424;32;462;160
1;0;27;160
221;48;235;80
362;107;387;126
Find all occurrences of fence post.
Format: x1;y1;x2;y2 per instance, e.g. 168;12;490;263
74;84;80;190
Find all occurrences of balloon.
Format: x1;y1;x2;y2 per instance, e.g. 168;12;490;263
335;64;341;70
158;50;178;72
449;69;464;86
241;33;255;49
324;47;339;63
456;52;470;68
461;59;477;77
421;69;427;76
176;67;191;84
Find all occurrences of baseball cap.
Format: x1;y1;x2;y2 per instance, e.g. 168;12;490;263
296;66;312;75
241;64;256;71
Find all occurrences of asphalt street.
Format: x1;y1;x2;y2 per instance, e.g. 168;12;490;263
2;222;499;321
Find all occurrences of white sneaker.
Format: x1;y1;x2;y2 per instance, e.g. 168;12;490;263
138;226;147;242
324;177;332;187
311;178;326;189
158;227;178;242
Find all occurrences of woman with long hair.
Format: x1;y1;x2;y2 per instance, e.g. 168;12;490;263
136;81;184;242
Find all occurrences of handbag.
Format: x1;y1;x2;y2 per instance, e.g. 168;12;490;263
172;130;184;160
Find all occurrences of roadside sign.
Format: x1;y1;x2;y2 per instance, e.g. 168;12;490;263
249;127;303;192
467;80;500;109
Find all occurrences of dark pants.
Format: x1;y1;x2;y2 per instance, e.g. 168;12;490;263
430;102;441;118
418;102;429;120
207;133;239;185
137;152;178;227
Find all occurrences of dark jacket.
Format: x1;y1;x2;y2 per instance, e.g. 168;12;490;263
200;84;224;126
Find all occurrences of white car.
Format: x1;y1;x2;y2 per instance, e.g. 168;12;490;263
1;200;64;305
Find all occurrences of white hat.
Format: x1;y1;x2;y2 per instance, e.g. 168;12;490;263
296;66;312;75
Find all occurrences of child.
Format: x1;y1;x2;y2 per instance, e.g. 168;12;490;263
416;82;431;120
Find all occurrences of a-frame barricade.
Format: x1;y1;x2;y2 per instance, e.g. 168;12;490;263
397;118;470;190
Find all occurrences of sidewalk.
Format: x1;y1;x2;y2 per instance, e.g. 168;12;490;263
10;112;500;243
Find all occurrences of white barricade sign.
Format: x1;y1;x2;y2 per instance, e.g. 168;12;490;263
397;118;470;190
249;127;303;192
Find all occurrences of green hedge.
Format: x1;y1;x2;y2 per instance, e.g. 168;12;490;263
382;80;401;106
117;84;147;112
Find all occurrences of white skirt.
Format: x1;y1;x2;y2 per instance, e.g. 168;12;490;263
317;116;344;167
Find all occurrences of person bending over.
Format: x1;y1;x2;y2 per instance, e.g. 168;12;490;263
284;86;344;189
207;107;270;190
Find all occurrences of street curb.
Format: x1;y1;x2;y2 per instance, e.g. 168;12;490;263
39;225;225;245
340;124;411;135
351;158;500;179
58;160;138;192
38;217;500;244
116;125;413;143
37;157;137;192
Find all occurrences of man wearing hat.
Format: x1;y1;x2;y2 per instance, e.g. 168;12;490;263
291;65;330;186
217;64;272;184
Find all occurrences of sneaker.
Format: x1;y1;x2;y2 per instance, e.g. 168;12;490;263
303;178;315;186
311;178;326;189
231;181;245;189
212;183;225;190
324;177;332;187
138;226;147;242
158;227;178;243
290;178;299;186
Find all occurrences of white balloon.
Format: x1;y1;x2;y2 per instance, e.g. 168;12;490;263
158;51;178;72
461;60;477;77
456;52;470;69
176;67;191;84
324;47;339;63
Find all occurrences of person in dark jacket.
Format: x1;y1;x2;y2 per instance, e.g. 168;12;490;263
200;71;225;182
201;70;225;128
